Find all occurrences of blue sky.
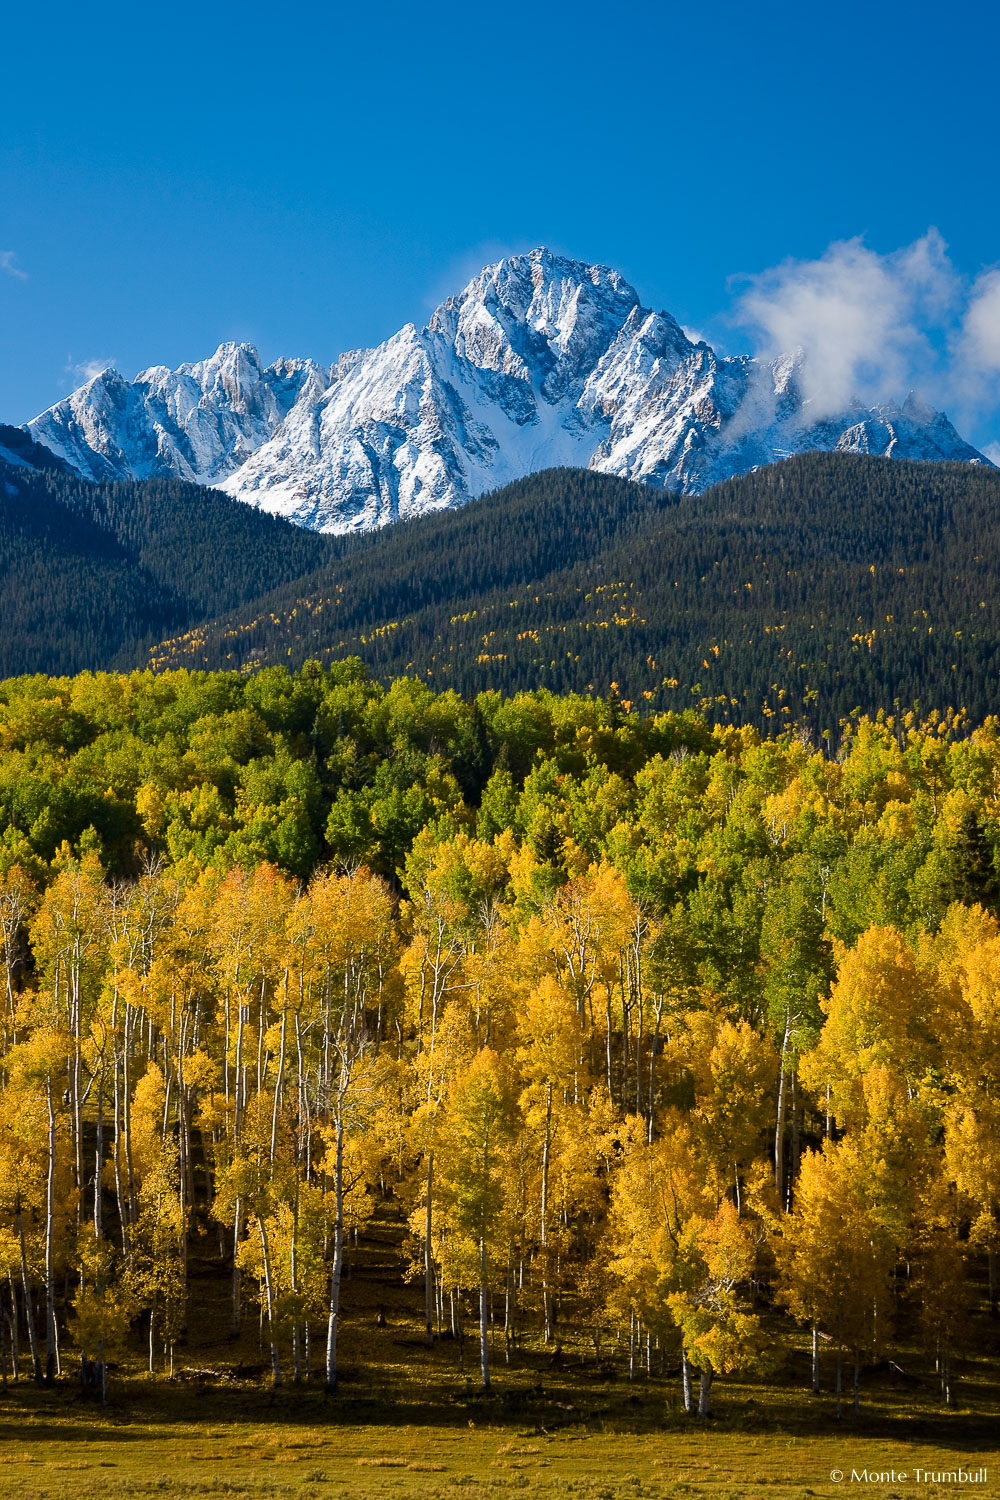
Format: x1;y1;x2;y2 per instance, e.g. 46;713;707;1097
3;0;999;451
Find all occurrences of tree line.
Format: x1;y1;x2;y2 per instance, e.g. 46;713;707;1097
0;664;999;1415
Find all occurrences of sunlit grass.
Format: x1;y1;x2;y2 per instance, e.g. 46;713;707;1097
1;1208;997;1499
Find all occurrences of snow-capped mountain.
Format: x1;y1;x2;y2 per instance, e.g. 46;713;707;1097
25;249;989;532
28;344;331;485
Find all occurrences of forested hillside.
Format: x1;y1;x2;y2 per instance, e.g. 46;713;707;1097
150;455;1000;732
1;662;999;1414
0;463;333;675
9;455;1000;736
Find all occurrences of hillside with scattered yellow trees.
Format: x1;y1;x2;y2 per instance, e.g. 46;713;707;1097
0;660;999;1439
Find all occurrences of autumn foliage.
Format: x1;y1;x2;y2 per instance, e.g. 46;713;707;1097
0;667;998;1416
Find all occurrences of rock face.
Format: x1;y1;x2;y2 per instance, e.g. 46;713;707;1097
0;423;72;474
26;249;990;531
28;344;330;485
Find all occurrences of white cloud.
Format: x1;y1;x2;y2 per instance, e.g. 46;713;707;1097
0;251;27;281
65;356;115;385
982;440;1000;467
956;269;1000;378
732;231;958;417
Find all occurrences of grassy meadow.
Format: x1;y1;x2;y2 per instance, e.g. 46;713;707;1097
2;1205;996;1500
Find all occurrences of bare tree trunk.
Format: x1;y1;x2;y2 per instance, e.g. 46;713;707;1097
681;1341;693;1413
811;1326;820;1393
697;1364;713;1417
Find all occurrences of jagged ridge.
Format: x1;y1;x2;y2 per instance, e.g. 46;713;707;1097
25;249;989;533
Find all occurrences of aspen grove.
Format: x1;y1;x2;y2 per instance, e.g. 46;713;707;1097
0;664;998;1418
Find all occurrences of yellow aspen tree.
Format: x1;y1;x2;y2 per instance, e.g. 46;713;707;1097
911;1175;970;1405
0;865;36;1050
936;922;1000;1311
30;854;107;1223
667;1200;765;1417
71;1229;128;1402
302;866;398;1394
435;1047;519;1391
605;1117;712;1406
121;1062;186;1376
4;1027;77;1384
209;864;292;1334
775;1138;897;1416
677;1012;779;1211
802;926;937;1127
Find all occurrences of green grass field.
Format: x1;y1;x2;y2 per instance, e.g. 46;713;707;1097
1;1208;997;1499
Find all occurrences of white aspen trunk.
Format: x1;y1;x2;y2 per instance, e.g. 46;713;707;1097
44;1078;57;1385
325;1117;344;1394
774;1065;788;1203
112;1016;129;1255
256;1216;282;1388
541;1083;552;1343
270;1005;287;1164
648;997;663;1143
290;1197;301;1384
123;1008;137;1229
681;1341;693;1413
697;1364;713;1418
789;1068;800;1208
811;1326;820;1393
605;993;614;1099
424;1151;434;1347
479;1236;490;1391
8;1272;19;1380
93;1063;104;1237
231;1197;242;1336
17;1213;42;1383
774;1012;792;1203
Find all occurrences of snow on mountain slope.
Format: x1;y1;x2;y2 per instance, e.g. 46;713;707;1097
28;344;330;484
25;248;990;531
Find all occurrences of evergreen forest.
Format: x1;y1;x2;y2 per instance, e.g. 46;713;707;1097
0;660;999;1425
159;455;1000;733
8;453;1000;737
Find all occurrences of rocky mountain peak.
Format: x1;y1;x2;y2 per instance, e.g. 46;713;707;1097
22;248;991;530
